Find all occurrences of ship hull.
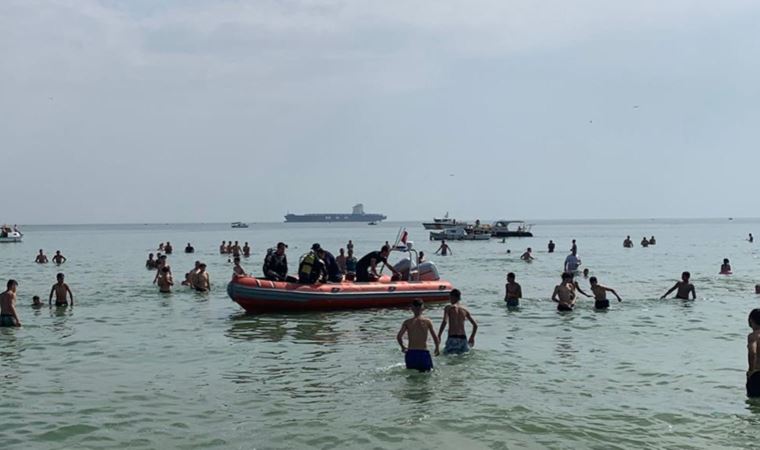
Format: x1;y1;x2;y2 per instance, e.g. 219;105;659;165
285;213;386;223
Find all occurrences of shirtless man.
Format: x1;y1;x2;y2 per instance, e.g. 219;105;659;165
242;242;251;257
589;276;622;309
52;250;67;265
397;299;440;372
145;253;157;269
641;237;649;248
336;248;347;275
0;280;21;327
649;236;656;245
220;241;227;254
164;242;173;254
35;249;48;264
660;271;696;300
182;261;201;286
155;266;174;293
193;263;211;292
232;241;241;257
49;273;74;307
547;240;555;253
746;309;760;397
552;272;576;312
232;256;247;278
437;289;477;354
226;241;233;254
520;248;534;261
435;240;452;257
504;272;522;307
623;236;633;248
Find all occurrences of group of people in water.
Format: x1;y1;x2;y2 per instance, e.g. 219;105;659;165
34;249;67;265
0;273;75;327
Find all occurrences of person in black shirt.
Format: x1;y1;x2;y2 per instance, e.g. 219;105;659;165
263;242;289;281
355;245;400;282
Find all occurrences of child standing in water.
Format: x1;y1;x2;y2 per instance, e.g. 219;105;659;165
589;277;622;309
746;309;760;398
437;289;477;354
504;272;522;308
720;259;732;274
397;299;440;372
660;271;696;300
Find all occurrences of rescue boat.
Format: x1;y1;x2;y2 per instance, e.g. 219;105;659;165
228;276;453;313
227;240;454;313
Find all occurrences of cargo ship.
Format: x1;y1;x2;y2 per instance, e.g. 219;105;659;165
284;204;386;223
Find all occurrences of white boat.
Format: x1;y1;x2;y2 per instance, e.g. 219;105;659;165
231;222;249;229
422;212;465;230
429;227;490;241
0;226;22;243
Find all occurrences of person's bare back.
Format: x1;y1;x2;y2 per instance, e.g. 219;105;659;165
0;280;21;327
404;316;435;350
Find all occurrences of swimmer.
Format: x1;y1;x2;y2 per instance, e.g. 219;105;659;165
397;299;440;372
226;241;233;254
182;261;201;287
164;242;173;254
641;237;649;248
232;256;247;278
548;240;555;253
504;272;522;307
750;233;754;243
145;253;157;269
435;240;453;257
32;295;43;308
35;249;48;264
552;272;577;312
623;236;633;248
720;258;732;275
520;248;534;261
437;289;477;354
570;239;577;253
52;250;67;265
184;243;194;254
649;236;656;245
756;284;760;295
242;242;250;257
158;242;165;251
49;273;74;307
589;276;622;309
155;266;174;293
0;280;21;327
564;250;581;273
660;271;696;300
193;264;210;292
219;241;227;254
582;268;590;278
232;241;241;257
347;240;354;253
746;309;760;397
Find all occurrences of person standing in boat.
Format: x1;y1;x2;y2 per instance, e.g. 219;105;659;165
345;249;358;281
435;240;453;257
356;245;400;282
263;242;290;281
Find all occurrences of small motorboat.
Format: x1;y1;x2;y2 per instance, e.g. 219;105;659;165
429;226;490;241
228;245;453;313
422;212;465;230
231;222;249;229
491;220;533;238
0;225;22;243
368;221;378;226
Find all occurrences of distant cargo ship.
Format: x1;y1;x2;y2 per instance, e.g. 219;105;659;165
284;204;387;223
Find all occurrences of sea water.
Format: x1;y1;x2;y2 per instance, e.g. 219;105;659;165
0;219;759;449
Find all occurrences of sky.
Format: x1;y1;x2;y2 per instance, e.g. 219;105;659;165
1;0;759;224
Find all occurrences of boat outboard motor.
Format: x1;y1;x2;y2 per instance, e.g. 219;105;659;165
393;259;412;279
417;262;440;281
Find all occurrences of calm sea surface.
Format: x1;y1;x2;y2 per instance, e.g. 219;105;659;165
1;219;760;449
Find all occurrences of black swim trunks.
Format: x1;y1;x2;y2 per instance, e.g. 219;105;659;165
557;303;573;312
55;301;68;307
747;372;760;398
595;300;610;309
506;298;519;308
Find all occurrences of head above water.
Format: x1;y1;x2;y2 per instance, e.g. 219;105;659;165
56;273;64;281
450;289;461;303
7;279;18;290
411;299;424;314
749;309;760;328
681;271;691;281
589;276;598;284
507;272;515;281
723;258;729;264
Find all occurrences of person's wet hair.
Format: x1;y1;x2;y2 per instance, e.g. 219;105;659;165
561;272;572;280
723;258;729;264
589;276;598;284
749;309;760;327
682;271;690;280
381;245;390;253
56;273;64;280
450;289;461;302
507;272;515;280
7;279;17;289
412;299;423;309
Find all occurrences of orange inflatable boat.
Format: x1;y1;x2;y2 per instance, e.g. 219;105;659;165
227;275;454;313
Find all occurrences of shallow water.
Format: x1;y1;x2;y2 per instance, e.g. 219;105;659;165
1;219;759;449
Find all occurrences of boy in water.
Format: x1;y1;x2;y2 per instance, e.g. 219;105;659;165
193;263;211;292
32;295;43;307
232;256;247;278
437;289;477;354
552;272;576;311
49;273;74;307
589;277;622;309
435;240;452;257
397;299;440;372
504;272;522;307
660;271;696;300
35;249;48;264
156;266;174;293
720;258;732;274
0;280;21;327
52;250;67;265
747;309;760;397
520;248;534;261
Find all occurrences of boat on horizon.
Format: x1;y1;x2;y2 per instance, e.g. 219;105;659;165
491;220;533;238
285;203;386;223
422;212;464;230
231;222;249;228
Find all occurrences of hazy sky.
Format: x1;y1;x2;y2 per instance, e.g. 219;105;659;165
2;0;759;224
